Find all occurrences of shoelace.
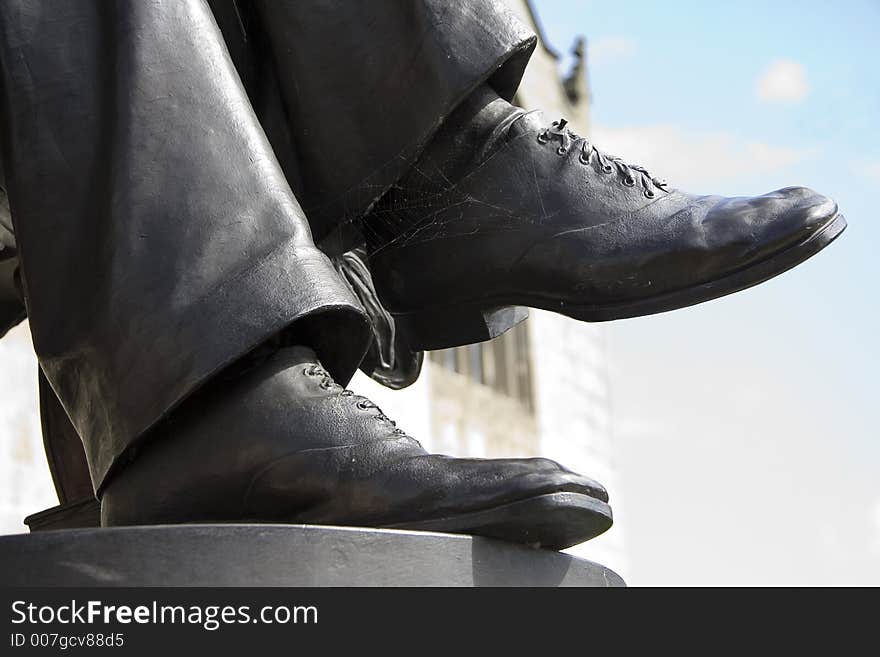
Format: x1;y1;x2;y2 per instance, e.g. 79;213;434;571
304;364;407;435
537;118;668;198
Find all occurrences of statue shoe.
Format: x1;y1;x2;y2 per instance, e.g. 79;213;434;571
365;107;845;350
101;345;612;549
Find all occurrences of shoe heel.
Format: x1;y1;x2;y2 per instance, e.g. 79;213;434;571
394;304;528;351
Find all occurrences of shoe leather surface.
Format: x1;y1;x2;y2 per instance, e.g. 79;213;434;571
367;111;844;323
101;346;609;545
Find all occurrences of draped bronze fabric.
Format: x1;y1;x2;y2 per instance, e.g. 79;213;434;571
0;0;535;494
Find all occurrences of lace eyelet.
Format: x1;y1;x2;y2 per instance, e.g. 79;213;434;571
623;177;636;187
601;164;614;174
356;400;370;410
556;146;568;156
536;132;549;144
644;189;656;198
578;153;590;165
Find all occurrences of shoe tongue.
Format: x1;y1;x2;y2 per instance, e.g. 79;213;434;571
475;109;545;163
504;109;548;139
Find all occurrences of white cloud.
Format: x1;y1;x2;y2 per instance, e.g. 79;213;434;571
588;36;637;67
756;59;810;103
589;123;815;189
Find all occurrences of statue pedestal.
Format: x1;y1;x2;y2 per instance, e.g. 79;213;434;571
0;524;624;587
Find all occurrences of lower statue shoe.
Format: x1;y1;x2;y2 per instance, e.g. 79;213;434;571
101;345;612;550
365;90;846;350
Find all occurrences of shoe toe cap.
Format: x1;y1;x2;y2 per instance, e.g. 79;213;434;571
528;457;609;502
768;186;839;230
796;189;839;232
721;187;840;256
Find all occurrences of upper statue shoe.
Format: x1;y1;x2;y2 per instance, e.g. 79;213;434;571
101;345;612;550
365;111;846;350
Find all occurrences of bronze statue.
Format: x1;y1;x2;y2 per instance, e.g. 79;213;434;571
0;0;844;550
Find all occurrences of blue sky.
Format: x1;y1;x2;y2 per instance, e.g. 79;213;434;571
536;0;879;584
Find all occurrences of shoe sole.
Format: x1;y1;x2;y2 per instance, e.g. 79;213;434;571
395;212;847;350
97;492;611;550
385;491;613;550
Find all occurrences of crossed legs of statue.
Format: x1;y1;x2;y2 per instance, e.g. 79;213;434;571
0;1;843;549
